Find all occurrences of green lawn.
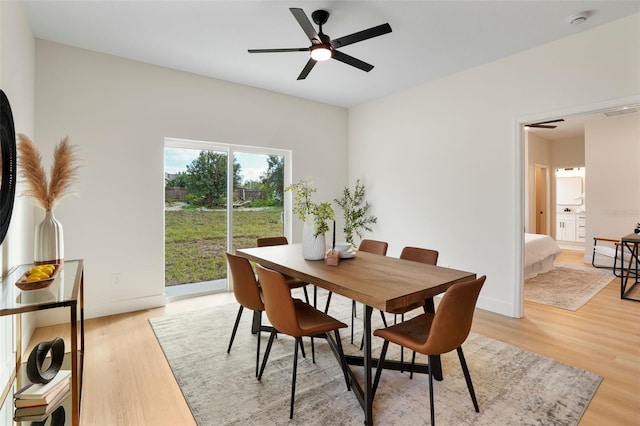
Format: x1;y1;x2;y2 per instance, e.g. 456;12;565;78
164;207;284;286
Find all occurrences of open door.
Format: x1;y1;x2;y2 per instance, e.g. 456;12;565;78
534;166;549;235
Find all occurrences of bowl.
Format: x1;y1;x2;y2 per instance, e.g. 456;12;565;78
333;243;352;253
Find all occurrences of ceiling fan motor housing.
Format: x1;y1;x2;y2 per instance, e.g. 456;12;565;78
312;10;330;26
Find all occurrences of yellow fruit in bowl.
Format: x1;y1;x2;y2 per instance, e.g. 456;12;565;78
26;275;45;282
28;271;49;280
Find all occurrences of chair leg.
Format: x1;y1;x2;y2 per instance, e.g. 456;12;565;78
457;347;479;412
350;300;356;344
290;337;301;419
324;291;333;314
311;335;315;363
255;311;262;377
257;330;277;380
428;355;436;425
372;340;389;398
227;305;244;353
410;350;417;380
333;329;351;390
380;310;388;327
302;286;310;304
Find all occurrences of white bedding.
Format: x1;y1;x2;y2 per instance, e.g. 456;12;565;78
524;233;561;280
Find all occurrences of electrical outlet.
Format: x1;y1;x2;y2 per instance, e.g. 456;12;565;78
112;273;121;286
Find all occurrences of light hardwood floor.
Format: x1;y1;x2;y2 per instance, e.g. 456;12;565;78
27;250;640;425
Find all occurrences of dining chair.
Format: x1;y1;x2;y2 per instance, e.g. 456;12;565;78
326;238;389;343
255;264;351;420
225;252;270;377
383;246;439;375
372;275;486;425
257;236;311;304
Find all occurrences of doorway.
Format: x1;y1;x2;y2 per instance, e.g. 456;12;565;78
519;98;640;317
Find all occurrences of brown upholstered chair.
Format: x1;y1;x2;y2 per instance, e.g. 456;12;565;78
255;265;350;420
372;276;486;425
257;236;310;304
225;252;269;377
358;239;389;256
387;247;440;374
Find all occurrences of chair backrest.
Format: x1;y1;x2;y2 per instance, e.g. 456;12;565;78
358;239;388;256
421;276;486;355
400;246;439;265
257;236;288;247
256;264;302;336
225;252;264;312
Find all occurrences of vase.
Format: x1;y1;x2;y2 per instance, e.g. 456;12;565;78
302;220;326;260
34;209;64;265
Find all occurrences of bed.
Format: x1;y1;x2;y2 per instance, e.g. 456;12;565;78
524;233;562;280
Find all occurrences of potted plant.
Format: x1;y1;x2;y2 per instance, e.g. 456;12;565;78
286;177;334;260
335;179;377;248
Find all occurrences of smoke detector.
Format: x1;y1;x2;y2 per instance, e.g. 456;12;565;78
568;11;592;25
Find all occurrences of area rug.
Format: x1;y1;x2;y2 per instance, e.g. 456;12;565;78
525;263;615;311
149;294;601;425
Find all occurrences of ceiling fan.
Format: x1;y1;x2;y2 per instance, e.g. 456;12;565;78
248;8;392;80
526;119;565;129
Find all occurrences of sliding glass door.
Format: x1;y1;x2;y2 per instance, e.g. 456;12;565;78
164;138;290;294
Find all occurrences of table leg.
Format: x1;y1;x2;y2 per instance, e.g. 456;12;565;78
363;304;373;425
71;303;78;426
621;241;640;302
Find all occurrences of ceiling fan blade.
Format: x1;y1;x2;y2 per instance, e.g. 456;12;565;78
297;58;317;80
290;8;320;43
529;124;557;129
248;48;309;53
331;23;392;48
332;50;374;72
530;119;565;126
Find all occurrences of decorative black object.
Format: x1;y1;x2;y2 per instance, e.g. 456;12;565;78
30;404;65;426
0;89;17;246
634;223;640;234
26;337;65;384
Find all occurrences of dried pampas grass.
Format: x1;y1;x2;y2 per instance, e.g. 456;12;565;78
17;134;79;210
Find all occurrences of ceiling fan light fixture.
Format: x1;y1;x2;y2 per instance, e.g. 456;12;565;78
310;45;331;61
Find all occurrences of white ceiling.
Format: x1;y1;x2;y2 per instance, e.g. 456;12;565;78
22;1;640;108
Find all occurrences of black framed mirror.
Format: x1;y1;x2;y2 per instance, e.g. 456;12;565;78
0;89;17;246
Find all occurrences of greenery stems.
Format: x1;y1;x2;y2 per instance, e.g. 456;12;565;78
335;179;377;246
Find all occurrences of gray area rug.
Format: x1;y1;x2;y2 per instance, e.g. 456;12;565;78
525;263;614;311
149;293;601;425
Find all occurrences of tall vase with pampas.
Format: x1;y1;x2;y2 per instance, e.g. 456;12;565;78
18;134;79;265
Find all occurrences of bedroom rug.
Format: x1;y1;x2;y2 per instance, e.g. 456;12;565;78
149;294;601;425
525;263;615;311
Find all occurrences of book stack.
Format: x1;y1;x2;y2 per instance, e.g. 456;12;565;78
13;370;71;421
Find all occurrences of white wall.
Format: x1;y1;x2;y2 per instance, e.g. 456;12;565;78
0;0;35;411
585;113;640;262
34;40;348;320
348;14;640;317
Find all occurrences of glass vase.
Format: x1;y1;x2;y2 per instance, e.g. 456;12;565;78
34;209;64;265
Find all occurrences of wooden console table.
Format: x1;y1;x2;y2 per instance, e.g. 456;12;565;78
620;234;640;302
0;259;84;425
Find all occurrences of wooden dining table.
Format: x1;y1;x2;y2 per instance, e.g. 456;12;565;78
236;243;476;425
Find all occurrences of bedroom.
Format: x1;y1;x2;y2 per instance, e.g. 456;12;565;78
524;106;640;302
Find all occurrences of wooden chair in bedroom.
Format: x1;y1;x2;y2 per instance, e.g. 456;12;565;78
591;237;632;277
